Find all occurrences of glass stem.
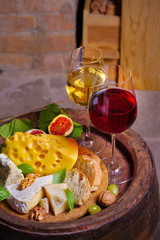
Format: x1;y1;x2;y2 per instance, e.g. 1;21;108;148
82;106;93;148
85;106;90;137
111;133;116;164
110;133;119;171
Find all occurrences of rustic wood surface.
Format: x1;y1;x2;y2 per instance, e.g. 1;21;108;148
120;0;160;90
82;0;120;60
0;108;159;240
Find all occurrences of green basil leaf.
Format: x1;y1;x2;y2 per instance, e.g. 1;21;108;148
17;163;34;175
0;119;33;139
38;104;61;132
52;168;66;184
72;121;83;139
0;187;10;201
66;189;75;211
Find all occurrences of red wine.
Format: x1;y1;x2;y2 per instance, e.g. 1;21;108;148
89;88;137;133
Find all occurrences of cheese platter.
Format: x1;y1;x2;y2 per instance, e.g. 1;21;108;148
0;106;159;240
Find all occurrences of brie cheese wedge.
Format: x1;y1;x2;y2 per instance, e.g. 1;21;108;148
6;175;53;214
44;183;69;215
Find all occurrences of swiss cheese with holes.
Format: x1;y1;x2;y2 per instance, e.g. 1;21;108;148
2;132;78;175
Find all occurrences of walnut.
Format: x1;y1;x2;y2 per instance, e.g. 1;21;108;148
18;173;41;190
29;206;46;221
98;190;116;207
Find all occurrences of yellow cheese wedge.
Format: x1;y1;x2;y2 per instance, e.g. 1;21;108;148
2;132;78;175
39;197;49;213
44;183;69;215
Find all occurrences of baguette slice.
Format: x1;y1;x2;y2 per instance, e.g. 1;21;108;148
64;168;91;206
74;155;102;192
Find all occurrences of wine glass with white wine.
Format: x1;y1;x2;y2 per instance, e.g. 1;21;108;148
66;46;107;154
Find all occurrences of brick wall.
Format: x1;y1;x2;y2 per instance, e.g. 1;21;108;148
0;0;79;118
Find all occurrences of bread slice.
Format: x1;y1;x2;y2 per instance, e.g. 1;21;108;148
78;146;101;165
74;155;102;192
64;168;91;206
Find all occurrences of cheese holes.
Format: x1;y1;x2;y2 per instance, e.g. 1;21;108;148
35;161;41;168
41;150;48;154
13;153;18;158
39;154;45;159
56;159;61;163
42;165;46;170
13;148;18;152
35;146;42;152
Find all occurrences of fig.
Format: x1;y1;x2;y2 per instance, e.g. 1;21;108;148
48;114;74;137
27;129;46;135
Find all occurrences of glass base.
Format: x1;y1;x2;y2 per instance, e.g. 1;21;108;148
76;132;107;155
106;157;133;185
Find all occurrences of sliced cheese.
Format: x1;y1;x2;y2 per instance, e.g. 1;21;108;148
6;175;53;214
39;197;49;213
44;183;69;215
2;132;78;175
0;153;24;187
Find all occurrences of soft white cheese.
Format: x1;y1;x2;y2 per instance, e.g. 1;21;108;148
0;153;24;187
6;174;53;214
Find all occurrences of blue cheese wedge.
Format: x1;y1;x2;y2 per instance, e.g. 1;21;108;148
0;153;24;187
6;175;53;214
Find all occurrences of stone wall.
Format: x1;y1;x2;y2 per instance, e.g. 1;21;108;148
0;0;79;119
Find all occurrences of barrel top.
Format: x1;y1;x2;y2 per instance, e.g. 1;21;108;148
0;108;157;236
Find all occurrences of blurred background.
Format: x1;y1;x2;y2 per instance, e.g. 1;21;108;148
0;0;159;205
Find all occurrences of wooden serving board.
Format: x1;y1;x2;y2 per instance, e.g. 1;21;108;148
0;107;159;240
0;145;108;223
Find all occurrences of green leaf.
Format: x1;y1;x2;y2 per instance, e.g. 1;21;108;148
72;121;83;139
14;119;33;133
17;163;34;175
38;104;61;132
37;103;83;138
52;168;66;184
0;119;33;139
66;189;75;211
0;187;10;201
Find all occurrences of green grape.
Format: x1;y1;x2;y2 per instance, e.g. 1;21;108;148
88;204;101;215
108;184;119;196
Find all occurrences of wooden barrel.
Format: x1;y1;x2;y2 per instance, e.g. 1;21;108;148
0;109;159;240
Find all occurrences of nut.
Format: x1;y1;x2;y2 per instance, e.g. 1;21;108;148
18;173;41;190
98;190;116;207
29;206;46;221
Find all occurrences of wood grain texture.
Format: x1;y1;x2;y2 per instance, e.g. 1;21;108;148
0;108;159;239
82;0;120;62
120;0;160;90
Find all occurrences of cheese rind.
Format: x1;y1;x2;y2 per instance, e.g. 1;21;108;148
44;183;69;215
0;153;24;187
6;175;53;214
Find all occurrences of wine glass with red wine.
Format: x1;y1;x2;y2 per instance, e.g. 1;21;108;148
89;64;137;184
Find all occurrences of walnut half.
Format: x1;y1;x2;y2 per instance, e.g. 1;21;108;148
18;173;41;190
98;190;116;207
29;206;46;221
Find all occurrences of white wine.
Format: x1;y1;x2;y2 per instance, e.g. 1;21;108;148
66;66;106;107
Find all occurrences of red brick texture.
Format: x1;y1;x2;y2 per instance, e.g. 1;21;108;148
0;0;77;71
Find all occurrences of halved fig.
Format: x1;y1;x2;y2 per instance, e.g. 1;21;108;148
27;129;46;135
48;114;74;137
